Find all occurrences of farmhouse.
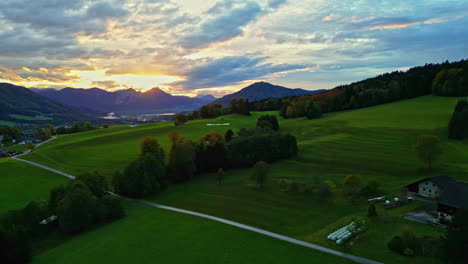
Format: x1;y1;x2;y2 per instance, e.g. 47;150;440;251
0;148;9;157
405;175;454;198
437;181;468;222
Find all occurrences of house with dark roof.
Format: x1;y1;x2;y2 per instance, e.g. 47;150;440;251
405;176;454;198
437;181;468;222
0;148;10;157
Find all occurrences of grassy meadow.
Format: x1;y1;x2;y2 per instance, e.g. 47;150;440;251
0;158;69;213
16;95;468;263
32;201;352;264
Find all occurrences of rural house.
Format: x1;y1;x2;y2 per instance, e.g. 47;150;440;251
405;176;454;198
0;148;9;157
437;181;468;222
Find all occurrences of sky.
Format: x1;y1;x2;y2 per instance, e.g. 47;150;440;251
0;0;467;97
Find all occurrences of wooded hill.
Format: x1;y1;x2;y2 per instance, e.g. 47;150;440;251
247;59;468;118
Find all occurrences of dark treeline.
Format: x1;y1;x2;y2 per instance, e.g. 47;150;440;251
448;99;468;140
188;98;250;119
0;172;124;264
113;115;297;198
56;121;96;135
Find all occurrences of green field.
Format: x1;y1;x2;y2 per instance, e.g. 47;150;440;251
19;95;467;263
33;202;352;264
9;114;53;121
0;158;68;213
0;120;15;126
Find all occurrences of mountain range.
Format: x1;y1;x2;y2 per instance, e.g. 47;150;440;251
0;81;326;125
211;82;326;105
0;83;96;124
31;87;216;115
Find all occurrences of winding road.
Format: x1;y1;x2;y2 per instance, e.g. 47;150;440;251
12;137;383;264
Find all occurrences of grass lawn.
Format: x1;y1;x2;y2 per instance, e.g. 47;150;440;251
21;95;465;263
32;201;353;264
0;158;69;213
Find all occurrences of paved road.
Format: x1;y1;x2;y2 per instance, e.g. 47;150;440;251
11;137;383;264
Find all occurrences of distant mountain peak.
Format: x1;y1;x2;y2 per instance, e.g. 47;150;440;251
211;82;326;106
144;87;168;95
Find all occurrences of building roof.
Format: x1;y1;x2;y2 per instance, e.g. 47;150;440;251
405;175;454;189
430;175;455;189
438;181;468;209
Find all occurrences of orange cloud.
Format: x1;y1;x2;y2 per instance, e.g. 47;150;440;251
369;17;448;30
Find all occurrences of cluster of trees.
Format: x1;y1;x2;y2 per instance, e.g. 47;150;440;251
188;98;250;120
388;227;422;257
279;98;322;119
173;113;188;125
448;99;468;139
113;137;166;197
52;174;124;234
113;117;297;197
34;124;55;141
1;172;124;263
278;176;335;201
432;64;468;96
256;115;279;131
56;122;95;135
0;126;22;145
227;127;298;167
342;175;381;202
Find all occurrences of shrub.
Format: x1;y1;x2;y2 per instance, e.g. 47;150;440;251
343;174;362;198
256;115;279;131
251;161;269;188
367;203;378;218
403;248;415;257
388;236;404;253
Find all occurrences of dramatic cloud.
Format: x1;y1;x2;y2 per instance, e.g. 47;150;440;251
170;55;312;89
0;0;466;95
179;1;263;49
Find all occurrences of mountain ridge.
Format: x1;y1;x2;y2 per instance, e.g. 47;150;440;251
0;83;98;124
211;82;327;105
32;87;215;115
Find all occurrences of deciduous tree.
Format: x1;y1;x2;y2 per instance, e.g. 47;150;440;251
413;135;442;169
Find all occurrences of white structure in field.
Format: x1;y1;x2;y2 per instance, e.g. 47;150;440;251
207;123;230;126
405;176;453;198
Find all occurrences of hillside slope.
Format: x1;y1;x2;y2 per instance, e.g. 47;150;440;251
211;82;326;105
0;83;97;124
